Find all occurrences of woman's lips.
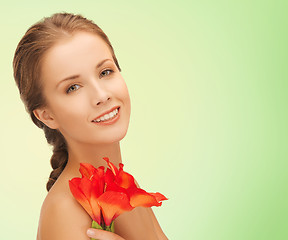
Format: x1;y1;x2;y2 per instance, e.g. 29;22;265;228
92;107;120;125
94;106;120;119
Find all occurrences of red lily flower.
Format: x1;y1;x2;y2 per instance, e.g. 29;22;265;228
69;158;167;231
69;163;133;228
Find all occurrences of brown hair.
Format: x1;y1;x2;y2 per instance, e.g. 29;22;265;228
13;12;121;191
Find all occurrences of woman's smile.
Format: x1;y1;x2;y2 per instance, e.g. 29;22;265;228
92;106;120;125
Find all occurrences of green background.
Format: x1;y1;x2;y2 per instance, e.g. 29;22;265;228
1;0;287;239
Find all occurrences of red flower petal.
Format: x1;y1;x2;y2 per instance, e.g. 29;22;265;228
95;166;105;179
79;163;96;179
69;178;95;219
69;177;102;224
149;192;168;202
105;168;116;184
79;176;94;199
127;188;166;207
90;176;104;199
103;157;118;176
89;193;102;225
98;191;133;226
117;166;137;189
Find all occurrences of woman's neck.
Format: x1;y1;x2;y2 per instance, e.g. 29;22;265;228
63;141;122;177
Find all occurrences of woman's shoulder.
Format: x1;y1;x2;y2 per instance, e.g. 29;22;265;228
37;175;92;240
39;182;76;220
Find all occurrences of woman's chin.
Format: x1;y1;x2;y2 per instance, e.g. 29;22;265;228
89;127;129;145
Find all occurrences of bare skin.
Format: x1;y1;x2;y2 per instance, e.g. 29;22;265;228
34;32;168;239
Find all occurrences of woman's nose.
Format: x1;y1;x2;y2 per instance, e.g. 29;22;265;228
90;81;111;106
96;96;111;105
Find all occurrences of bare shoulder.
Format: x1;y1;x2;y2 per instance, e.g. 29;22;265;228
37;178;92;240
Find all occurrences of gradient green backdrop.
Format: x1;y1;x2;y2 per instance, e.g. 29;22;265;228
1;1;287;239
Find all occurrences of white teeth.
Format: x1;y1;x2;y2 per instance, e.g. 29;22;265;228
93;108;119;122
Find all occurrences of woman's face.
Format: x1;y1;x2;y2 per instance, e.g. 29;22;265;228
36;31;131;146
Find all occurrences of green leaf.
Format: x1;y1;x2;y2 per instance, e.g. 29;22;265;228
90;221;103;240
89;220;115;240
92;220;104;230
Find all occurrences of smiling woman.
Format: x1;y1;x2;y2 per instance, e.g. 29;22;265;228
13;12;167;240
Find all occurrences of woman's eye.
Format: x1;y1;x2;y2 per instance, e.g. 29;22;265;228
100;69;114;77
66;84;80;94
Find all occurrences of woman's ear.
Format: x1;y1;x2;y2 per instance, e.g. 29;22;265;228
33;108;59;129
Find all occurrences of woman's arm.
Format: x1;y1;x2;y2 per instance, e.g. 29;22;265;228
147;207;168;239
113;206;168;240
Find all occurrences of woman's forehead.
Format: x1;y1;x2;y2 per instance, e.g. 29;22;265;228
40;32;113;83
45;32;111;62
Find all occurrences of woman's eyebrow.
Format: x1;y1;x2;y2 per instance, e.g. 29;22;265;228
56;58;113;88
96;58;113;68
56;75;79;89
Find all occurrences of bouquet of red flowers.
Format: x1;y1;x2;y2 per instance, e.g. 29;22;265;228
69;157;167;236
